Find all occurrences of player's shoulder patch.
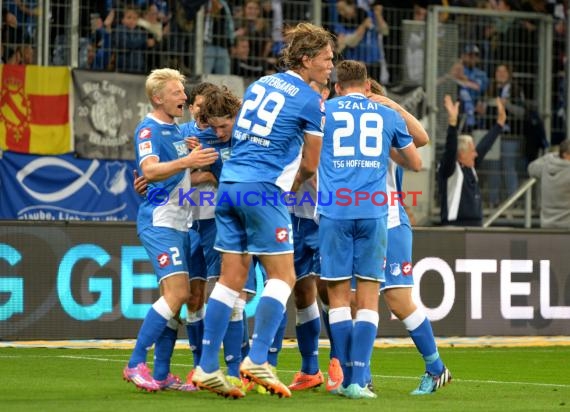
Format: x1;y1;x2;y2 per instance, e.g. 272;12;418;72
138;140;153;156
138;127;152;140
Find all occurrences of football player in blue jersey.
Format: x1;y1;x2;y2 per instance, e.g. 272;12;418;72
366;79;453;395
192;85;283;394
191;22;335;399
178;82;221;378
286;80;329;392
317;60;422;399
184;85;259;390
123;68;219;392
133;83;261;392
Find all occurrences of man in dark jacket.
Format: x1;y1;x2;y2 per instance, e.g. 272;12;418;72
438;95;506;226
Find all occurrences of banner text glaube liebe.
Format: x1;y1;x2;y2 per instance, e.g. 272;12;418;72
146;187;422;207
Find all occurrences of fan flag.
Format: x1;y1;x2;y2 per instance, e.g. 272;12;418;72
0;64;71;155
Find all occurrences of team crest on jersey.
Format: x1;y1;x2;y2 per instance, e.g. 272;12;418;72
138;141;153;156
402;262;413;276
275;228;289;243
138;127;151;139
157;253;170;268
220;147;231;162
390;263;401;276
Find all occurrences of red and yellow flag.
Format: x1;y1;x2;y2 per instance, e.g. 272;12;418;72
0;65;71;154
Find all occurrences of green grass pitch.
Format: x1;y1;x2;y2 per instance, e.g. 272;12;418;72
0;346;568;411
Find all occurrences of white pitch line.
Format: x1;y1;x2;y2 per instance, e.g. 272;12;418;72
369;374;570;388
2;354;569;389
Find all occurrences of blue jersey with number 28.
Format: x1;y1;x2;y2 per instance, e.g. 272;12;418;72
318;93;413;220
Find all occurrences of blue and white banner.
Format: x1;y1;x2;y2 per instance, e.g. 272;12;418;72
0;151;141;220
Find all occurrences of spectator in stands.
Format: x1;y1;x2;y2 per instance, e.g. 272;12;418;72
2;7;34;65
113;5;155;74
203;0;235;75
334;0;386;83
446;44;489;132
485;0;527;72
438;94;506;226
2;45;22;64
138;3;165;43
485;63;526;207
528;140;570;229
376;0;414;84
403;0;432;85
234;0;273;72
261;0;284;58
163;0;207;73
71;1;114;69
282;0;311;25
138;2;165;70
2;7;32;48
230;35;265;83
4;0;40;39
90;11;113;70
363;0;390;84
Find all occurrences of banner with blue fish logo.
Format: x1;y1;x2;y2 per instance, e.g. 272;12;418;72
0;151;141;220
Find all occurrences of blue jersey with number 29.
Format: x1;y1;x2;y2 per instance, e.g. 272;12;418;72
318;93;413;220
220;71;324;192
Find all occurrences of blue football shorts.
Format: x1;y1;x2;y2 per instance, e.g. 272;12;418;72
292;214;320;280
319;215;386;282
139;226;189;282
188;218;221;280
214;181;294;255
381;224;414;291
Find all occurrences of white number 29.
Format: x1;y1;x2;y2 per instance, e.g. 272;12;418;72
237;84;285;137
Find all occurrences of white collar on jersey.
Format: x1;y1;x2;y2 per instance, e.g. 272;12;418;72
344;92;367;98
285;70;304;81
147;113;176;125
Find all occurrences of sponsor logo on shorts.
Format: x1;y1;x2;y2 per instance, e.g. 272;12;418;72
402;262;413;276
275;228;289;242
157;252;170;268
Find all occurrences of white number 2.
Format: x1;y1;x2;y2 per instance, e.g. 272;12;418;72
332;111;383;157
169;247;182;266
237;84;285;137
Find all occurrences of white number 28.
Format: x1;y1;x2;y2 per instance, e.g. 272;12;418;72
332;111;384;157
